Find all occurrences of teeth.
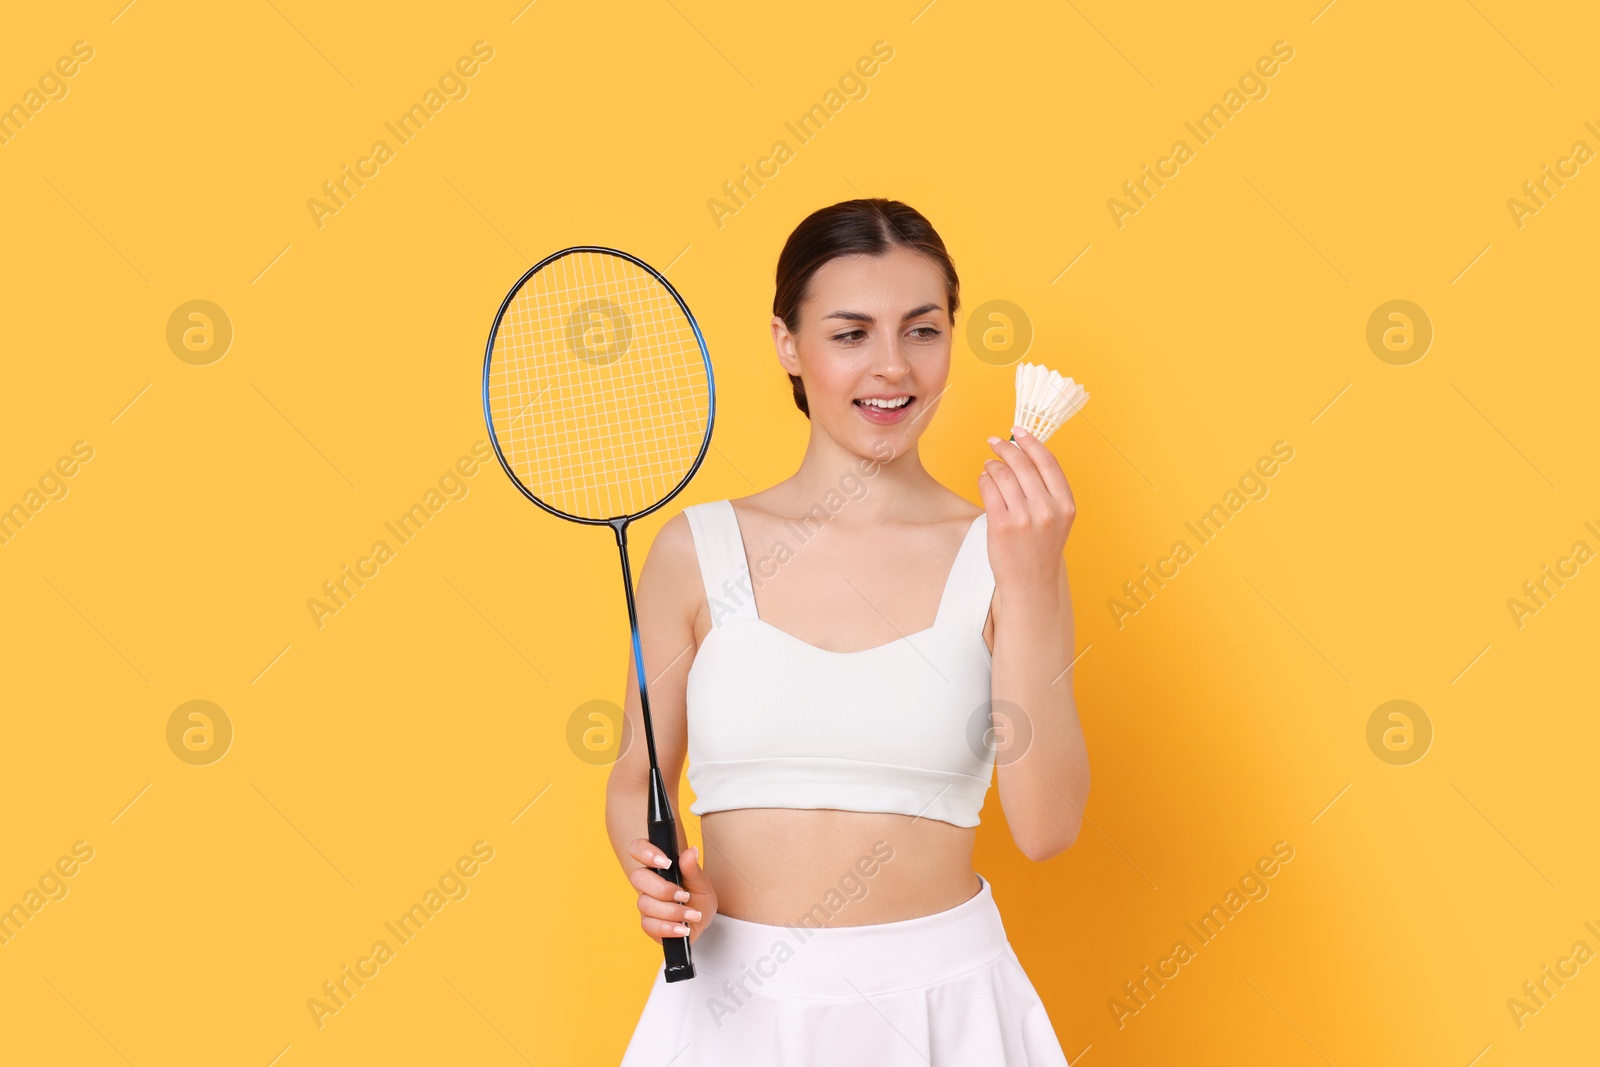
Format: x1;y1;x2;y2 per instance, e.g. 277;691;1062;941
858;396;911;409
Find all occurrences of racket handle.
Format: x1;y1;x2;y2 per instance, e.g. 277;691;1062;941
647;819;695;982
646;771;695;982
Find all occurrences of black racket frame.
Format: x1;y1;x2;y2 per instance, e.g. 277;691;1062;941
481;245;715;983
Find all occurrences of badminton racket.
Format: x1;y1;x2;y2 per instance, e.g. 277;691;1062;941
481;245;714;983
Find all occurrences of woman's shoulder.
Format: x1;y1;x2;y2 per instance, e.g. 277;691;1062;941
653;495;759;573
632;509;713;655
949;495;985;522
925;485;985;526
644;510;696;577
724;487;778;514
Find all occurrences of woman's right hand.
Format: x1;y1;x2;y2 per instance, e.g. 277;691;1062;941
627;838;717;945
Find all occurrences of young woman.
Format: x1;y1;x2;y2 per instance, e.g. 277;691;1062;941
607;198;1090;1064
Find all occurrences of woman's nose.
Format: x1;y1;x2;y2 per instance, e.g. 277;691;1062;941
869;334;911;377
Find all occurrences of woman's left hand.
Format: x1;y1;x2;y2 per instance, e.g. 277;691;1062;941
978;425;1076;593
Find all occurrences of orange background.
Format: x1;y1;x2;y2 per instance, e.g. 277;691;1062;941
1;1;1596;1064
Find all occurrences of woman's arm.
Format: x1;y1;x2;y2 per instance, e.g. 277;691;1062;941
979;428;1091;861
604;511;721;945
604;511;700;870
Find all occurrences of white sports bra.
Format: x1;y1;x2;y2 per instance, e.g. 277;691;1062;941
682;499;997;828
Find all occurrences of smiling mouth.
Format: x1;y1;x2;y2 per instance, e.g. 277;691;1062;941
852;394;918;426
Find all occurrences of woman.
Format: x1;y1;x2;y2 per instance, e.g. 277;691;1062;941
607;198;1090;1064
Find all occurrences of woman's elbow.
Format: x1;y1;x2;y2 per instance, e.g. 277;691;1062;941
1019;782;1089;861
1020;823;1082;863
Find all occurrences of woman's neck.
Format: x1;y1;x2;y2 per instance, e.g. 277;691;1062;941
779;423;946;526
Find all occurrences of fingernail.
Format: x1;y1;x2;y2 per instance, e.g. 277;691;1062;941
986;435;1001;445
674;889;691;903
674;924;692;936
1013;425;1030;437
655;854;672;869
684;909;703;922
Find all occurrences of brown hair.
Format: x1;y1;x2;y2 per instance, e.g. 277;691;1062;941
772;198;960;418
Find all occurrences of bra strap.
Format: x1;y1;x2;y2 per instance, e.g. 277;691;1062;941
934;514;996;634
683;500;760;628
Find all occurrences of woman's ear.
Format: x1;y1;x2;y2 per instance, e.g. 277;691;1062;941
771;315;801;375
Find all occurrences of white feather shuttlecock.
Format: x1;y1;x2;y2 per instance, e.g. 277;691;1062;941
1013;362;1089;443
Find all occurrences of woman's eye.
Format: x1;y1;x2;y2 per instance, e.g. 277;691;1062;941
910;326;941;340
833;329;866;343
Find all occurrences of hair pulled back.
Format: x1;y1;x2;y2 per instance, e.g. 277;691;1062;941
772;198;959;418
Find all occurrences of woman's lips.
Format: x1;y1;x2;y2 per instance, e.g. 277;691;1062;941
853;397;915;424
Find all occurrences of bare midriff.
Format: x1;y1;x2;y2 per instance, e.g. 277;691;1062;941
698;807;981;926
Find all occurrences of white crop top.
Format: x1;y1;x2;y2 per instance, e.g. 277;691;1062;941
682;499;997;828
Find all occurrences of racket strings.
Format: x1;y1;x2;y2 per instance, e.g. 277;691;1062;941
487;251;710;520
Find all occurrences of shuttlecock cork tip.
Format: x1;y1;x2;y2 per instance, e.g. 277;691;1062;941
1011;361;1089;444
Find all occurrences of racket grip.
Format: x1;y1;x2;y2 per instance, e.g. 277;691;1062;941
647;818;696;982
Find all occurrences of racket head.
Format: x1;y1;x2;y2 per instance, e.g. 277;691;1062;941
481;246;715;525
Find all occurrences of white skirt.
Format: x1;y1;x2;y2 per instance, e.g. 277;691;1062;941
619;873;1070;1066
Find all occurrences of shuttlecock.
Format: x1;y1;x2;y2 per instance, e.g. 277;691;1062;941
1012;362;1089;443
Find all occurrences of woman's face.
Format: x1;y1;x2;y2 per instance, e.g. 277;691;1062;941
772;245;952;460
